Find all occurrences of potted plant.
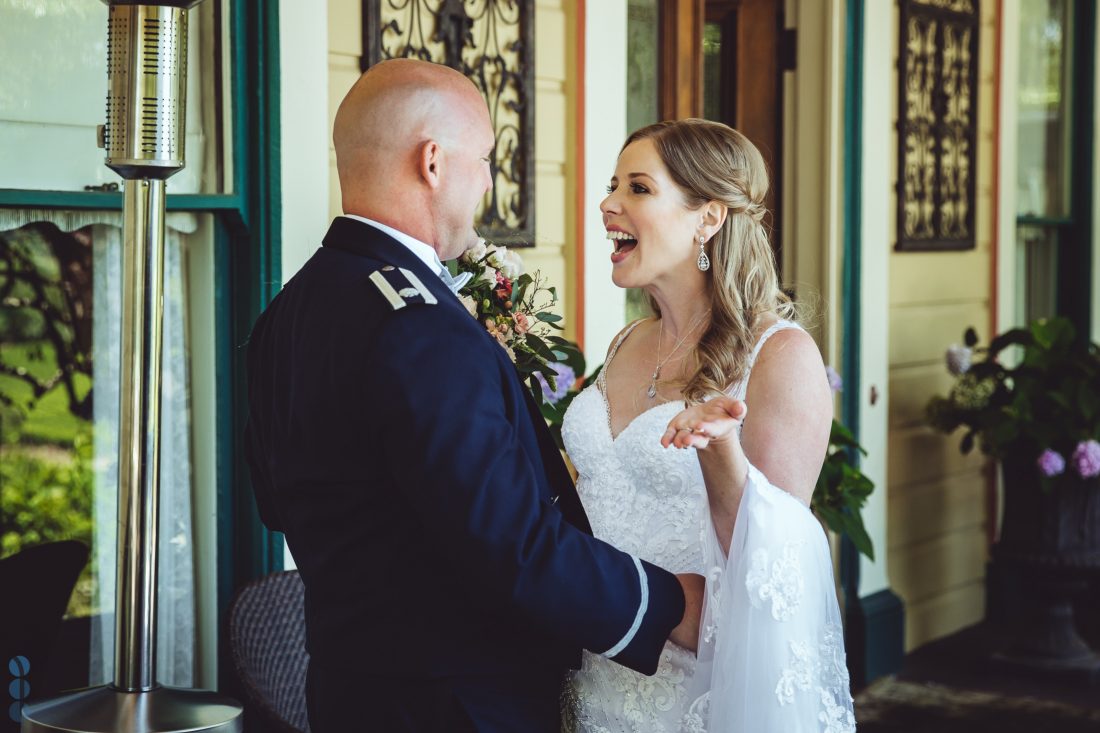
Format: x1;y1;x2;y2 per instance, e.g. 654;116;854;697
926;316;1100;671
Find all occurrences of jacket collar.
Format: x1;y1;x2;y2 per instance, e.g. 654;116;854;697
322;216;456;307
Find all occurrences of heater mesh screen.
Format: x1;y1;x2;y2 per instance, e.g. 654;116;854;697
104;6;187;174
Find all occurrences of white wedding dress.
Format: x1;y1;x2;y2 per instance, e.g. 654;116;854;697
560;319;855;733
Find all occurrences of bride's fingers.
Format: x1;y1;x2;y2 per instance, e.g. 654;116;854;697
725;399;747;421
662;399;746;449
662;425;700;449
681;433;709;450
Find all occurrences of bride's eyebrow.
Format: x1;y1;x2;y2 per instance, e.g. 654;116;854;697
627;172;655;183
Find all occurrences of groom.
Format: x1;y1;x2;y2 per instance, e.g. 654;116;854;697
245;59;702;732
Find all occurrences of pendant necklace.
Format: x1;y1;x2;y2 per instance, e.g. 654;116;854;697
648;310;711;399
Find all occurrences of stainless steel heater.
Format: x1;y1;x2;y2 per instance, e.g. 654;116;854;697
21;2;242;731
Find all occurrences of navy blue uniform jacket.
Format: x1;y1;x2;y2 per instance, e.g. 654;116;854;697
245;217;686;729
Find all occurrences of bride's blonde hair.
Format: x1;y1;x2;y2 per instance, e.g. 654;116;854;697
622;119;796;404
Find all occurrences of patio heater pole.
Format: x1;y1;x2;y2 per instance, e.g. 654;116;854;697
21;2;241;731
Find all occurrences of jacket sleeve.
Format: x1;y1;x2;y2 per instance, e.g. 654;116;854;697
364;307;685;675
243;314;286;534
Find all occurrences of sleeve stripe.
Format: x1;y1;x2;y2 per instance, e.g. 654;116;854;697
600;555;649;658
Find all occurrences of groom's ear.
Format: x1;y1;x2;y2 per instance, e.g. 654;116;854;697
417;140;442;189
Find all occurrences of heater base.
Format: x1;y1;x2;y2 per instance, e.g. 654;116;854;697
21;685;242;733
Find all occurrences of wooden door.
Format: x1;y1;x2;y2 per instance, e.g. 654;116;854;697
659;0;789;261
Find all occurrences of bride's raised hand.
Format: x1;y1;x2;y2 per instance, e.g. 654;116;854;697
660;396;748;451
662;397;750;552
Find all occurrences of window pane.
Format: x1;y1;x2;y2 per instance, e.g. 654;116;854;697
0;1;228;194
0;223;95;616
0;211;204;702
1016;0;1073;218
625;0;659;324
627;0;660;136
703;21;723;122
1016;224;1060;324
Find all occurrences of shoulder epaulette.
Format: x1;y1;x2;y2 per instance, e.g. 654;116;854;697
368;266;438;311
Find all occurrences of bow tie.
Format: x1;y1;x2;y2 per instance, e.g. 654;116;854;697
438;265;473;294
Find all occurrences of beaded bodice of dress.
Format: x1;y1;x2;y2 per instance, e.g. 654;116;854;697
560;318;801;733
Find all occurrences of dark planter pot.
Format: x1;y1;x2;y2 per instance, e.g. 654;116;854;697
992;458;1100;674
998;459;1100;567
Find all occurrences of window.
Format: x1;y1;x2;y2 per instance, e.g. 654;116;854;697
0;0;229;195
1015;0;1076;325
0;0;244;699
0;212;212;693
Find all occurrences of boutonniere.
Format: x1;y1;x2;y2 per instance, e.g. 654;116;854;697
455;240;583;402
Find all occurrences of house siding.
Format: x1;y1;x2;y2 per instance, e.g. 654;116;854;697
325;0;575;337
886;0;999;650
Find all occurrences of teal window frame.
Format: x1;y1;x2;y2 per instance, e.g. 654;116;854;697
0;0;284;670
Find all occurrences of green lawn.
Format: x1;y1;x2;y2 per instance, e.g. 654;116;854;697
0;339;96;617
0;340;91;446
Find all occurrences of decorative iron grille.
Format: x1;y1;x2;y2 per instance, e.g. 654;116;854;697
896;0;979;251
362;0;535;246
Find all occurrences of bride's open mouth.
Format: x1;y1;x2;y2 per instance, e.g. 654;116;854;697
607;229;638;262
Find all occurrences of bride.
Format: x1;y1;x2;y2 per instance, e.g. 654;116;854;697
560;119;855;732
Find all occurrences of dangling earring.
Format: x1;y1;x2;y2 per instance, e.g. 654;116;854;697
697;234;711;272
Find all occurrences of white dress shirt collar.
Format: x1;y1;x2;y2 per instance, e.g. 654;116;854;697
341;214;443;275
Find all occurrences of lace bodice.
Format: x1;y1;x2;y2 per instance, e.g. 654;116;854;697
562;318;789;572
565;391;706;572
559;319;855;733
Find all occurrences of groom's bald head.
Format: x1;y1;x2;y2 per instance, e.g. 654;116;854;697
334;58;479;160
333;59;493;256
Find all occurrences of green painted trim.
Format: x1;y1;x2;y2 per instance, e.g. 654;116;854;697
845;588;906;689
213;217;237;621
1015;215;1073;228
839;0;904;686
0;189;121;209
168;194;244;211
1065;0;1095;335
0;189;243;212
840;0;863;595
215;0;283;623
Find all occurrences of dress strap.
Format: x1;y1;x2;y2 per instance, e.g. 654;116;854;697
725;319;803;400
597;318;647;395
747;319;802;368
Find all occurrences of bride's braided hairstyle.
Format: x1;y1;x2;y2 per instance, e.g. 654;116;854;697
622;119;797;404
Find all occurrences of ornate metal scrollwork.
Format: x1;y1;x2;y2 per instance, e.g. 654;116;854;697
896;0;979;251
363;0;535;246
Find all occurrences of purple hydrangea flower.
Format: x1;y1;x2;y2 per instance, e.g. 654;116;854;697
1071;439;1100;479
945;344;972;376
825;365;843;393
1036;449;1065;478
534;363;576;404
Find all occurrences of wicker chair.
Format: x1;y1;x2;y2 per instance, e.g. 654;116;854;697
228;570;311;733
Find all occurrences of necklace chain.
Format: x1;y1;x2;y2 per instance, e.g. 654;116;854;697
648;310;710;399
